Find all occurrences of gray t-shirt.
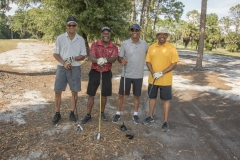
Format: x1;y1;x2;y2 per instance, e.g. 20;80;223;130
119;38;148;79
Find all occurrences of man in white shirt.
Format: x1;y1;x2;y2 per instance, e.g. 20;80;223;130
52;16;87;125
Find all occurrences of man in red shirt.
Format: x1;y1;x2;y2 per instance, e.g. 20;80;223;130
81;26;118;124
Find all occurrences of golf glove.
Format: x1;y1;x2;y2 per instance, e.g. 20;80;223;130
97;58;107;65
65;56;75;64
153;72;163;79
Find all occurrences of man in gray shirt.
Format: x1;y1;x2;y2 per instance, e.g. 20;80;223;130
112;24;148;124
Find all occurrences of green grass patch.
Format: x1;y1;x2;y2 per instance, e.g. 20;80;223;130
0;39;39;53
172;43;240;58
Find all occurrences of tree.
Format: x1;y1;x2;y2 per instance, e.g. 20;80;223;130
229;4;240;33
194;0;207;71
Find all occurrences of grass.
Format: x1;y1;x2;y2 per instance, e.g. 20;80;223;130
172;43;240;58
0;39;38;53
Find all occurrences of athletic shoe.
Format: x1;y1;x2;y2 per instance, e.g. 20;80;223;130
52;113;61;125
143;116;154;125
69;112;77;122
133;115;140;124
112;114;121;123
81;114;91;124
162;122;170;132
101;112;108;121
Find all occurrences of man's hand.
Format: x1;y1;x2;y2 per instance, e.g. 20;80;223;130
97;58;107;66
153;72;163;79
121;59;128;65
65;56;75;65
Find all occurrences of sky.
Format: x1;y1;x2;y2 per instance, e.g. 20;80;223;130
180;0;239;20
5;0;240;20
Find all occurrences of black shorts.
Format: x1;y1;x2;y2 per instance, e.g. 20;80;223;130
118;77;143;96
87;69;112;96
148;84;172;100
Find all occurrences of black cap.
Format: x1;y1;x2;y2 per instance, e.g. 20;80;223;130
130;24;141;31
66;16;78;24
101;26;111;32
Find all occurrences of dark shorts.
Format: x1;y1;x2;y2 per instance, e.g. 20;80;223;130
148;84;172;100
87;69;112;96
54;65;81;92
118;77;143;96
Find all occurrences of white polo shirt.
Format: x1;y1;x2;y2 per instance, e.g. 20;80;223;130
54;32;87;66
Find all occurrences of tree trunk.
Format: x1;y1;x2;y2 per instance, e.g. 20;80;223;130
140;0;147;29
131;0;136;22
194;0;207;71
143;0;151;40
81;32;90;56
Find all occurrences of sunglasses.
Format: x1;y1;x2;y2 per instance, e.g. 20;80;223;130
131;29;139;32
67;24;77;27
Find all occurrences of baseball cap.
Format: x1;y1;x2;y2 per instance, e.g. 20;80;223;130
66;16;78;24
101;26;111;32
130;24;141;31
156;28;169;35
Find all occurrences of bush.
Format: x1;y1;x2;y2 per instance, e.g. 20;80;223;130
226;44;238;52
205;43;212;51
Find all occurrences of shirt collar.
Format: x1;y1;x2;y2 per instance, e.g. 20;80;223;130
97;40;113;47
130;38;141;44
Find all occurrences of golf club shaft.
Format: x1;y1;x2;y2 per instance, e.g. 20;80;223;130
99;66;102;133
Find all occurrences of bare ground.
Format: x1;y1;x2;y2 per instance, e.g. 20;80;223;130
0;42;240;160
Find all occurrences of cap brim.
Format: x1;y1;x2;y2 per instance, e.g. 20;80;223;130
67;21;78;24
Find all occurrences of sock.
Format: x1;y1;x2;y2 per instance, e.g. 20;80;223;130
116;111;121;115
134;112;138;116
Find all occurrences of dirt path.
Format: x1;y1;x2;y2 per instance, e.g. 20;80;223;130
0;42;239;160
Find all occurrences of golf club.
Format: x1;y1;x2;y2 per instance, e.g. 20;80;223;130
126;78;156;139
120;66;127;131
94;66;102;140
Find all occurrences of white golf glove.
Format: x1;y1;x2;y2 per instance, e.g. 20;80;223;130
153;72;163;79
65;56;75;64
97;58;107;65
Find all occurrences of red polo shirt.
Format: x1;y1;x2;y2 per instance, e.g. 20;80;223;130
90;40;118;72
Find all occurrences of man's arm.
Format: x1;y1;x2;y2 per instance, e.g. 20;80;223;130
53;53;71;70
162;62;177;74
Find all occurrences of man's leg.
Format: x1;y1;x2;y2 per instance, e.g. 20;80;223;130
69;91;78;122
71;91;78;112
149;98;156;117
163;100;170;122
87;96;94;114
134;96;139;112
55;91;62;112
52;91;62;124
101;96;107;112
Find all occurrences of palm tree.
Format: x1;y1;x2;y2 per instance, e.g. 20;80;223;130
194;0;207;71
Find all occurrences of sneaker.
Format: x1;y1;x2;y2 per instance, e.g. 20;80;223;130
133;115;140;124
162;122;169;132
101;112;108;121
81;114;91;124
112;114;121;123
52;113;61;125
69;112;77;122
143;116;154;125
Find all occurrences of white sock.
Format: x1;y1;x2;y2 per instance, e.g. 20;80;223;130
134;112;138;116
116;111;121;115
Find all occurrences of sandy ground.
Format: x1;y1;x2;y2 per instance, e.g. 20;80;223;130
0;42;240;160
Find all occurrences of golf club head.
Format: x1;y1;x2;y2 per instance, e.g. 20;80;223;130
120;125;127;132
94;133;100;140
76;125;83;132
